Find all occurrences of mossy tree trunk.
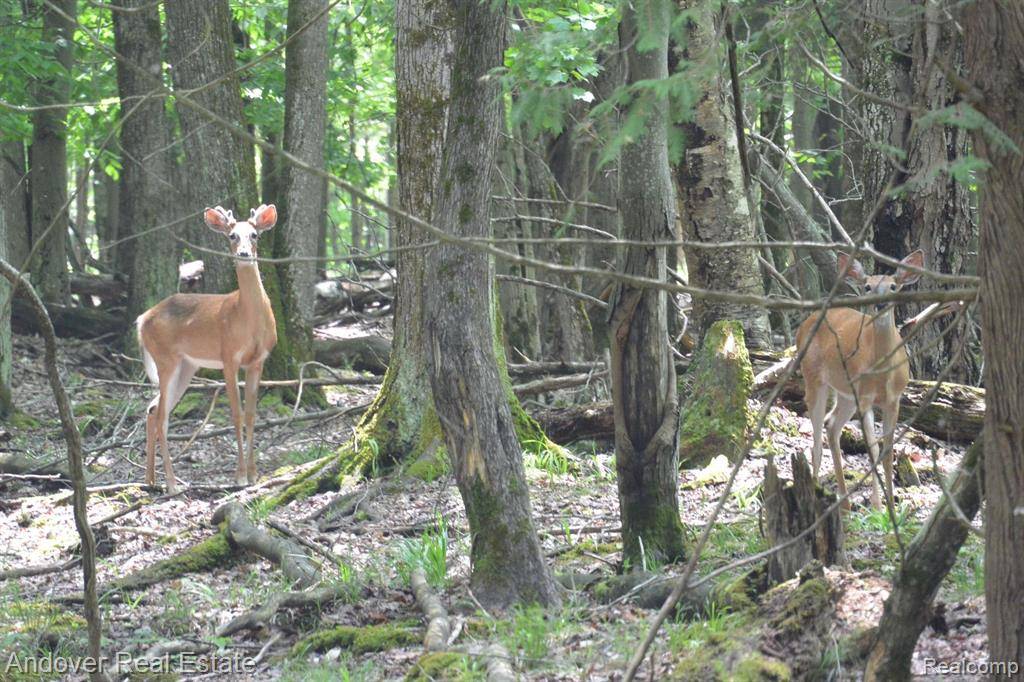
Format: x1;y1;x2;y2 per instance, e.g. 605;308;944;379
610;0;686;567
865;442;984;681
674;0;772;349
112;0;181;349
422;0;561;609
28;0;75;304
964;2;1024;667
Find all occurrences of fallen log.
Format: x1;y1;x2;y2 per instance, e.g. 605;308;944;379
70;273;126;303
314;277;394;315
411;568;451;652
314;334;391;374
532;376;983;446
531;401;614;445
12;297;124;339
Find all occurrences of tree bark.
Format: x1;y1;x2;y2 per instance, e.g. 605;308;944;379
610;0;686;566
848;1;979;385
28;0;75;303
164;0;303;383
2;143;30;272
864;442;984;681
275;0;329;361
113;0;181;339
675;0;772;349
0;184;11;416
423;0;561;608
963;1;1024;668
164;0;258;295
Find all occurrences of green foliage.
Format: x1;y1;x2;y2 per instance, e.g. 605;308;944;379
397;513;449;588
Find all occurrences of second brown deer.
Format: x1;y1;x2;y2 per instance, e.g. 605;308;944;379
137;204;278;493
796;250;924;509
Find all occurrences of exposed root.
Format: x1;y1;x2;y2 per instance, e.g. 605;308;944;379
213;502;320;588
411;567;452;652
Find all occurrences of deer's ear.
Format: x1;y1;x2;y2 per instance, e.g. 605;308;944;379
837;252;868;285
250;204;277;231
896;249;925;286
204;206;235;233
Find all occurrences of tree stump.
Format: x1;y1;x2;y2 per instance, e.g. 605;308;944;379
764;453;846;584
678;320;754;468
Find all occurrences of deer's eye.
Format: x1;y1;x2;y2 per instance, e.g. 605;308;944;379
230;233;239;241
252;233;259;241
889;283;896;291
864;284;872;293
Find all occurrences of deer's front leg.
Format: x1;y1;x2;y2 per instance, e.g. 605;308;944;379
243;361;264;484
223;362;246;486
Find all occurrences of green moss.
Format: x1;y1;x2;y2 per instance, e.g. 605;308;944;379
733;654;791;681
7;410;41;430
558;540;620;562
678;320;754;468
405;447;450;481
766;577;832;638
292;623;421;656
108;532;234;592
406;652;474;681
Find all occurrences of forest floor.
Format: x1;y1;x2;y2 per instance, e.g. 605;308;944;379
0;327;987;681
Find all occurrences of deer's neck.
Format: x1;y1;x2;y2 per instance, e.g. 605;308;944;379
235;263;270;322
871;309;901;356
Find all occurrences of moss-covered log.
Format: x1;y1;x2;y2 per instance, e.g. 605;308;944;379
678;320;754;468
292;622;421;656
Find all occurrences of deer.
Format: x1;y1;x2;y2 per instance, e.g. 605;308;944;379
795;249;924;510
136;204;278;493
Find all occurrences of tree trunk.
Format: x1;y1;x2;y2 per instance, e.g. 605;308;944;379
864;441;984;681
275;0;328;362
675;0;772;349
849;1;979;385
964;1;1024;667
423;0;560;609
164;0;257;295
0;180;11;417
164;0;300;382
28;0;75;303
497;135;542;362
1;142;30;271
610;0;686;567
260;131;282;206
113;0;180;339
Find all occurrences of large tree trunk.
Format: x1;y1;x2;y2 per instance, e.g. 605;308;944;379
864;442;984;681
423;0;560;609
164;0;258;295
164;0;300;382
675;0;772;349
28;0;75;303
848;1;979;384
274;0;329;364
113;0;180;337
964;1;1024;668
610;0;686;567
1;142;30;272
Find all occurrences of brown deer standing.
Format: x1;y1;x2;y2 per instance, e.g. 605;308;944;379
137;204;278;492
796;250;924;509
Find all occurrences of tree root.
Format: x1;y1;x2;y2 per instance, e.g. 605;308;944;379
213;502;319;588
411;568;452;651
217;584;352;637
409;567;516;681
